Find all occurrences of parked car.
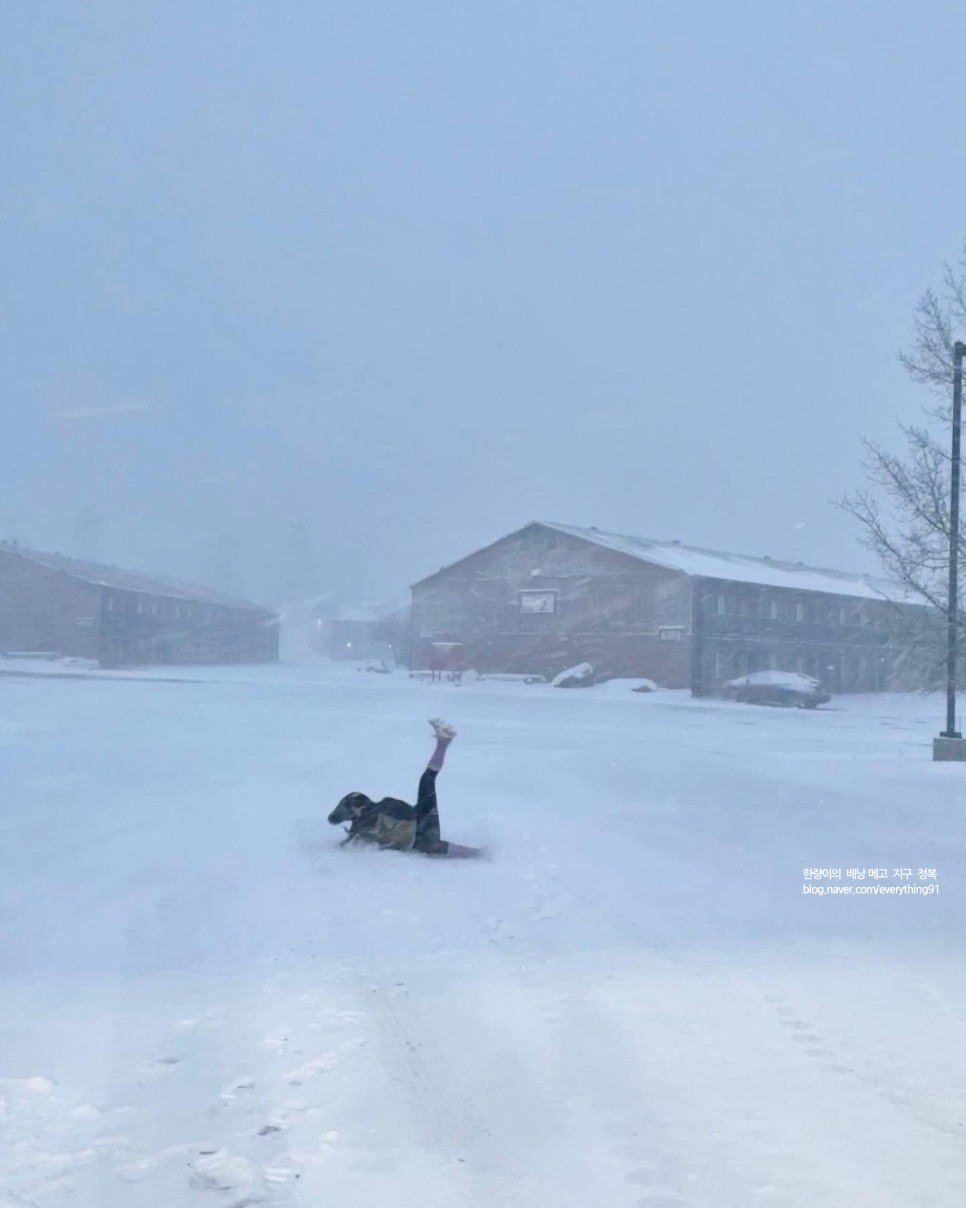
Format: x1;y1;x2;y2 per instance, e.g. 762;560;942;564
551;662;596;689
721;670;831;709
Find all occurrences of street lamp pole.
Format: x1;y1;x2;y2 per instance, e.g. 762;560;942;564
940;340;966;742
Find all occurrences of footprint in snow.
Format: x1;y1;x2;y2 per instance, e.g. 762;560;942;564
189;1149;267;1197
259;1028;292;1052
132;1055;185;1081
219;1078;257;1102
115;1142;199;1183
285;1055;339;1085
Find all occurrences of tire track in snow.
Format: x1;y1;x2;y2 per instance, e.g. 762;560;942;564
0;877;234;1208
362;977;545;1208
479;853;858;1207
90;875;287;1207
760;989;966;1146
471;857;711;1207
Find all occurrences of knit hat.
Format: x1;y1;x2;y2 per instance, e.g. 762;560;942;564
328;792;371;825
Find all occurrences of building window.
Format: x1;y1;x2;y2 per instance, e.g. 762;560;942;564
519;590;555;614
714;651;733;679
740;593;760;618
715;593;729;616
838;605;849;625
769;599;781;621
658;626;684;642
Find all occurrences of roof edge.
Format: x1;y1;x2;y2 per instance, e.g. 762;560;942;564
410;521;547;589
408;520;909;603
0;542;275;614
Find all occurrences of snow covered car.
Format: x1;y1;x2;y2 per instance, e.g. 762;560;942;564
551;662;596;689
721;670;831;709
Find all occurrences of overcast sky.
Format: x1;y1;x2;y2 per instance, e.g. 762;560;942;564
3;0;965;605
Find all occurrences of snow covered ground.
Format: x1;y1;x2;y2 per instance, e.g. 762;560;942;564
1;660;965;1208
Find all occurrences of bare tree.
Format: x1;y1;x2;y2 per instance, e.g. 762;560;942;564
841;247;966;685
899;249;966;396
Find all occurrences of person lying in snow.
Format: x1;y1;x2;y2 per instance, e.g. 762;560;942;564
328;719;484;859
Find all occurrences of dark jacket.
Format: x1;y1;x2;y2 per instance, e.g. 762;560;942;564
342;797;419;851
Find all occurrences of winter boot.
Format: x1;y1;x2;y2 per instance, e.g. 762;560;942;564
429;717;458;741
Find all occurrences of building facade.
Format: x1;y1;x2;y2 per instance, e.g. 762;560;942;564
410;522;925;693
0;543;279;667
303;602;410;663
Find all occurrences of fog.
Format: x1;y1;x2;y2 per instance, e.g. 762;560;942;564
4;0;965;606
7;9;966;1202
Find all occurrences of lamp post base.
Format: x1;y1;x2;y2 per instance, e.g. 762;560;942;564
933;736;966;761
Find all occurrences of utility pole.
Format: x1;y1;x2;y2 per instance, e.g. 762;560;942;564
934;340;966;759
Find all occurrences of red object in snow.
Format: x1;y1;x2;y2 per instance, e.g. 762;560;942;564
429;642;465;683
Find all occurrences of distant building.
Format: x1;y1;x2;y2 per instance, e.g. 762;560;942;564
315;602;410;663
0;542;278;667
327;608;385;661
410;521;928;693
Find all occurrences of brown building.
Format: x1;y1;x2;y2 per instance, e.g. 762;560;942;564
410;521;926;694
0;542;278;667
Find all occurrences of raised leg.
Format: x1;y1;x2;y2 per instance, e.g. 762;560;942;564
414;767;447;854
414;719;457;855
427;717;456;771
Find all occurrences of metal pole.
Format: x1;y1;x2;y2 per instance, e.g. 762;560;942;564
408;590;416;678
941;341;965;737
690;581;702;696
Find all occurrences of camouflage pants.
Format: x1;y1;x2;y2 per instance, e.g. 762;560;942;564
414;768;449;856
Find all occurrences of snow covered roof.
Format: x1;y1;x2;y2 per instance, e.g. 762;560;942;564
0;543;272;612
542;523;908;603
412;522;910;603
